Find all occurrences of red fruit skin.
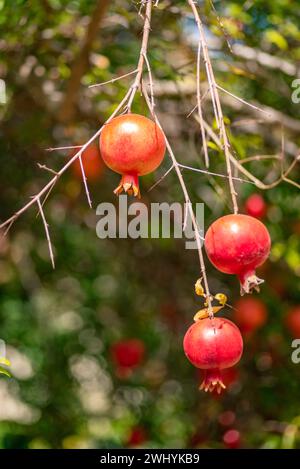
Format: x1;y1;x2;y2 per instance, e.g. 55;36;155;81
99;114;166;196
223;429;241;449
72;144;103;181
111;339;145;369
286;307;300;338
205;214;271;294
183;318;243;370
245;194;267;219
233;297;268;334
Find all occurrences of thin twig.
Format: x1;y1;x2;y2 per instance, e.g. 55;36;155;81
37;164;59;176
148;164;174;192
143;52;155;110
187;0;239;213
45;145;82;152
78;155;92;208
196;42;209;167
37;198;55;269
178;163;255;184
88;69;138;88
127;0;152;111
216;84;271;117
200;116;300;190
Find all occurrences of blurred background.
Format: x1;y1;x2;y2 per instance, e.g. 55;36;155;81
0;0;300;449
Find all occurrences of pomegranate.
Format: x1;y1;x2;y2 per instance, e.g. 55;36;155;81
127;426;147;447
99;113;166;197
245;194;267;219
223;429;241;449
233;297;268;334
286;307;300;338
183;317;243;394
71;144;103;181
111;339;145;374
205;214;271;294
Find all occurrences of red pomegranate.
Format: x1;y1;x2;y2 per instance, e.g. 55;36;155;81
286;307;300;338
127;426;147;447
111;339;145;373
233;297;268;334
72;144;103;181
183;317;243;394
205;214;271;294
245;194;267;219
223;429;241;449
99;113;166;197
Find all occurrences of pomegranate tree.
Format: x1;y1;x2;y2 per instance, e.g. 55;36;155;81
183;317;243;393
205;214;271;294
245;194;267;219
99;113;166;197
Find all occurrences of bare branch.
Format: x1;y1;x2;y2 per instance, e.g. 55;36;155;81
127;0;152;111
147;164;174;192
0;88;131;232
89;69;138;88
142;82;213;316
187;0;239;214
37;163;59;176
196;42;209;167
177;163;256;185
45;145;82;153
37;198;55;269
200;116;300;190
216;84;272;117
78;155;92;208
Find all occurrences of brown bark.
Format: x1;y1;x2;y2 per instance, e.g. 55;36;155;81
58;0;111;123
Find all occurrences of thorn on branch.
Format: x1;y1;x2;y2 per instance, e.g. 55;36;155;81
37;163;59;176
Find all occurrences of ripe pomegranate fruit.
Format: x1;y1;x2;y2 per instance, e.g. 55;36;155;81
223;429;241;449
99;113;166;197
233;297;268;334
286;307;300;338
205;214;271;294
245;194;267;219
183;317;243;394
111;339;145;375
71;144;103;181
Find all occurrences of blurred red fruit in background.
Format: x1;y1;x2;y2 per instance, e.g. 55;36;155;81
223;429;241;449
218;411;236;427
285;307;300;338
71;144;104;182
127;426;148;447
111;339;145;377
245;194;267;219
233;297;268;334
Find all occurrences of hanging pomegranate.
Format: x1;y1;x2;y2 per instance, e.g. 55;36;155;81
205;214;271;294
99;114;166;197
183;317;243;394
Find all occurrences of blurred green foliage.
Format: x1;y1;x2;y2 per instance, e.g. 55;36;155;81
0;0;300;449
